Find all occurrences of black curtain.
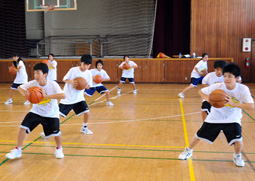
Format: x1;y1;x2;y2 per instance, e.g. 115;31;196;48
153;0;191;57
0;0;27;58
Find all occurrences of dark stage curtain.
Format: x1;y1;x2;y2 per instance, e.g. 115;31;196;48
0;0;27;58
153;0;191;57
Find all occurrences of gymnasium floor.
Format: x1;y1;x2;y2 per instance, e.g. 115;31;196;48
0;83;255;180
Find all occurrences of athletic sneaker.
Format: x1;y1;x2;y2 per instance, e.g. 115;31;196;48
117;89;121;95
54;147;64;159
40;132;46;139
106;101;114;106
24;100;30;105
81;127;93;134
133;89;137;94
178;93;184;98
178;147;193;160
5;99;13;105
233;153;245;167
6;148;22;159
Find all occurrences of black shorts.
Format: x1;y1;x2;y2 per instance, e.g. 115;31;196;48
201;101;211;114
196;122;242;145
85;86;108;97
59;101;89;117
190;77;203;87
20;112;61;138
120;77;135;83
11;83;23;90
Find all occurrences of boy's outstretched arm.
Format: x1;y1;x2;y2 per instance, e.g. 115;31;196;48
198;90;209;101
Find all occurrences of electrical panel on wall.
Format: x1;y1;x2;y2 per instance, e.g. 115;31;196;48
242;38;251;52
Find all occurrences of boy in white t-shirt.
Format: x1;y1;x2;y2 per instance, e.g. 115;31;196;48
178;53;208;98
59;54;93;135
201;60;227;121
85;59;114;106
117;55;138;94
178;63;254;167
46;53;57;81
5;63;65;159
5;55;30;105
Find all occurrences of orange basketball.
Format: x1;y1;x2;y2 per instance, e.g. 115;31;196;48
74;77;87;90
209;89;227;108
42;60;49;64
26;86;43;104
9;66;17;74
160;53;165;58
201;69;207;77
123;62;130;70
94;75;103;84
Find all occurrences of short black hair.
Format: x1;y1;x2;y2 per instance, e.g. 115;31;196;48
201;53;208;58
123;55;129;60
81;54;92;64
34;63;48;74
48;53;54;58
95;59;103;68
223;63;241;77
214;60;227;69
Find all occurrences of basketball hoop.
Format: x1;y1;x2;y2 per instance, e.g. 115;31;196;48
40;5;57;12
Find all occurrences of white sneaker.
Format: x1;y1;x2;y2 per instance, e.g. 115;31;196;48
233;153;245;167
24;100;30;105
54;147;64;159
106;101;114;106
178;93;184;98
81;126;93;134
6;148;22;159
178;147;193;160
133;90;137;94
117;89;121;95
40;132;47;139
5;99;12;105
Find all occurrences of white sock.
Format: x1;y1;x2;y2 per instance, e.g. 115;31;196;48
82;123;88;127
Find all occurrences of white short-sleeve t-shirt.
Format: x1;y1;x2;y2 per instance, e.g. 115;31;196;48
60;67;92;105
190;60;207;78
14;61;28;84
47;60;57;81
202;72;224;86
201;82;254;125
90;68;110;87
20;80;64;118
119;60;137;78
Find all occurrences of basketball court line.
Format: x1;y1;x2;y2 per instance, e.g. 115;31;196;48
179;99;195;181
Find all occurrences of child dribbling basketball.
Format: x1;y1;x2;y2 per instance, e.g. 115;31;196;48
178;53;209;98
6;63;65;159
5;55;30;105
201;60;227;121
85;59;114;106
59;54;93;134
117;55;138;94
178;63;254;167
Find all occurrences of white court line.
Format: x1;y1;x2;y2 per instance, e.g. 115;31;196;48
0;111;201;127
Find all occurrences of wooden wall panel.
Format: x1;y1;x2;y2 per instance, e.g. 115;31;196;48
190;0;255;82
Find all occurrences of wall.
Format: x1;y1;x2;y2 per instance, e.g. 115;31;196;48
190;0;255;82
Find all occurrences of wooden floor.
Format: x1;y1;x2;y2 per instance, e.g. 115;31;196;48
0;83;255;180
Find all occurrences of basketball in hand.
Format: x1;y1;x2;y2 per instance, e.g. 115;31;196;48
26;86;43;104
123;63;130;70
74;77;87;90
9;66;17;74
201;69;207;77
209;89;227;108
42;60;49;64
94;75;103;84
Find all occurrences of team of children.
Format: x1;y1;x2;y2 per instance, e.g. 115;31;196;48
4;53;254;168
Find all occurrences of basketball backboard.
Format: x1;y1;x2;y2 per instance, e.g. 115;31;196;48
26;0;77;12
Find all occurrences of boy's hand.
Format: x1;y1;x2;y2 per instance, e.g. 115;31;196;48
225;94;235;107
72;79;78;88
39;87;47;97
